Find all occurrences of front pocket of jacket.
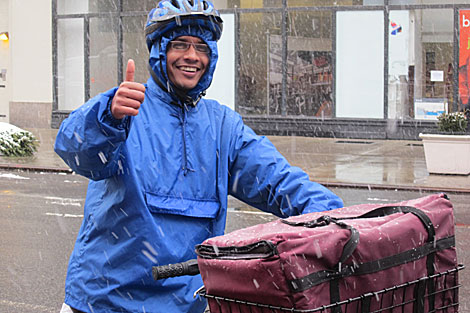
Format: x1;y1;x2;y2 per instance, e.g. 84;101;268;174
145;193;220;219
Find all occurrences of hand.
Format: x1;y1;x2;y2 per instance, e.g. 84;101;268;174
111;59;146;120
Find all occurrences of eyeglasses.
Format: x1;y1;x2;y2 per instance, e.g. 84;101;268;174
169;40;210;54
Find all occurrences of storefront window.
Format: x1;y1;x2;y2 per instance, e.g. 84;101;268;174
288;0;384;7
238;12;282;115
212;0;282;8
57;18;84;111
285;11;332;117
55;0;464;134
388;9;453;120
123;0;155;12
391;0;470;4
90;17;118;98
57;1;88;14
123;16;150;84
58;0;117;14
122;0;281;12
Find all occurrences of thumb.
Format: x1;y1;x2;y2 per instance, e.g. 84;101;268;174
125;59;135;82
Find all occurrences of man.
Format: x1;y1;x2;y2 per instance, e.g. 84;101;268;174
55;0;343;312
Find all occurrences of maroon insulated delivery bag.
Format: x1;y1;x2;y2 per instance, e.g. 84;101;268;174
196;193;458;312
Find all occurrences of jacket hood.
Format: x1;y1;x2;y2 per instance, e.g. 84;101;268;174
148;25;219;102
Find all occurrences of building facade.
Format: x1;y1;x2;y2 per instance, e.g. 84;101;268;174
0;0;53;128
2;0;470;139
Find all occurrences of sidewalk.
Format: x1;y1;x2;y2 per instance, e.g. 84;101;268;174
1;128;470;193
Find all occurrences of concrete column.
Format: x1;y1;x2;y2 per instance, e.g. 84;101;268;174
0;0;10;122
9;0;53;128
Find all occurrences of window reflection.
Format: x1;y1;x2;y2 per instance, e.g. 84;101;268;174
90;17;118;98
288;0;384;6
55;0;461;121
238;12;282;115
212;0;282;9
58;0;117;14
123;16;150;84
122;0;155;12
285;11;333;117
58;19;84;111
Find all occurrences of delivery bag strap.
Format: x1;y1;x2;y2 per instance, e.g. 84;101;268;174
350;205;437;313
354;205;438;313
283;205;438;312
282;216;359;313
282;216;358;313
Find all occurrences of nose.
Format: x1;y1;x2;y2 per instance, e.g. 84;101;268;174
183;44;199;60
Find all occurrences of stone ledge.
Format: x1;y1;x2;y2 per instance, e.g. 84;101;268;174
9;101;52;129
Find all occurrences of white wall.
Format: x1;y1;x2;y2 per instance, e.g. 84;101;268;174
10;0;52;103
205;14;235;110
0;0;9;122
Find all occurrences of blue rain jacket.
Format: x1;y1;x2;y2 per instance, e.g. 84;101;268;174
54;26;343;313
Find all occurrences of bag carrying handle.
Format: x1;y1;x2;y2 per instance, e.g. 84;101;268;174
282;215;359;265
282;205;436;266
351;205;435;243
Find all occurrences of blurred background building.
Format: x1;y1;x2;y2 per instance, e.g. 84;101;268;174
1;0;470;139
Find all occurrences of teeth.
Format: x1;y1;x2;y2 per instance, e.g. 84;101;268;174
180;66;197;72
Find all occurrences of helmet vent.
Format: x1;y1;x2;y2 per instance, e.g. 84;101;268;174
145;0;224;47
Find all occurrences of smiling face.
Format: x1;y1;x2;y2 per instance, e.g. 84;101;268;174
166;36;210;92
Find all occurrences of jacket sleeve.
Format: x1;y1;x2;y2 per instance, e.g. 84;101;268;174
227;115;343;218
54;87;132;180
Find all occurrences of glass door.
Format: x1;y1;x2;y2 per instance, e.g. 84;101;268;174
388;9;453;120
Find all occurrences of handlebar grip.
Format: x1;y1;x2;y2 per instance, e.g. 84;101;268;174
152;259;200;280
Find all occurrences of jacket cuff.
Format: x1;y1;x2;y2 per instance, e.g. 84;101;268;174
103;97;129;129
99;87;130;130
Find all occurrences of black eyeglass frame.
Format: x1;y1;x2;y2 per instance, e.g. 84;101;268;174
168;40;210;54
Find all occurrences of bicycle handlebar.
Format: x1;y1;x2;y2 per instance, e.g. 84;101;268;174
152;259;200;280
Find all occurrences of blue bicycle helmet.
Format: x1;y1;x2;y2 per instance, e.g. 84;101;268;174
145;0;223;51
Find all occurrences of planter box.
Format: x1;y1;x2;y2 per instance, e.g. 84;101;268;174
419;133;470;175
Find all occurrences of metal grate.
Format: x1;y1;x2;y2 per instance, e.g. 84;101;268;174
199;265;464;313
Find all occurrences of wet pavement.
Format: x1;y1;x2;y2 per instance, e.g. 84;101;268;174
0;128;469;311
1;128;469;193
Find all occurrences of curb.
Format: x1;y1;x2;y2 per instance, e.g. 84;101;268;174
1;163;469;194
0;164;72;174
319;181;470;194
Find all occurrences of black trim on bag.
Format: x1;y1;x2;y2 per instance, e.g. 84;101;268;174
288;236;455;293
196;240;278;260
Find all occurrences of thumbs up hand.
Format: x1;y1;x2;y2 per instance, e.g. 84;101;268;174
111;59;146;120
